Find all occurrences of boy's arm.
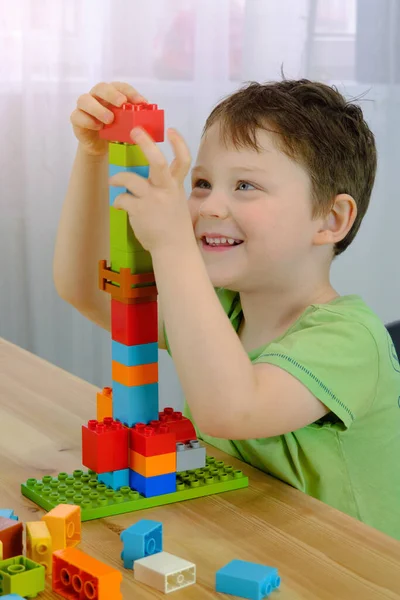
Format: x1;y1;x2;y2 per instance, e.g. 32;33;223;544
151;239;329;440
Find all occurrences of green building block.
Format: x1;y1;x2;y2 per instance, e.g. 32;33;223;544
21;457;249;522
110;206;144;253
109;142;149;167
0;556;45;598
110;247;153;275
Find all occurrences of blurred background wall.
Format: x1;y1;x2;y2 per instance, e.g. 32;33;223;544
0;0;399;410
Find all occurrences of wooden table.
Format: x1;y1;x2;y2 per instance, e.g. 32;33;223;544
1;336;400;599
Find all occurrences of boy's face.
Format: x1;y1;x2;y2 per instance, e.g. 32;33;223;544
188;121;322;292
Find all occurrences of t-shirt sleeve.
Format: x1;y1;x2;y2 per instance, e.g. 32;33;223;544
252;309;379;429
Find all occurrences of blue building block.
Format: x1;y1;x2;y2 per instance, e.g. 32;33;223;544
2;596;25;599
108;164;149;205
120;519;162;569
113;381;159;427
112;341;158;367
0;510;18;521
129;471;176;498
98;468;130;491
216;560;280;600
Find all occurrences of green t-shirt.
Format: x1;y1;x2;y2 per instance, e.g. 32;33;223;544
164;289;400;540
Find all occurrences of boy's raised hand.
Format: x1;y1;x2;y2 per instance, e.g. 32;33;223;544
70;82;147;156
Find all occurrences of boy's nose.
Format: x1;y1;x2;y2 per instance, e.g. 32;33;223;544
198;192;230;219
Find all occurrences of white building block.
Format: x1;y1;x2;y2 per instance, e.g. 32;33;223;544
134;551;196;593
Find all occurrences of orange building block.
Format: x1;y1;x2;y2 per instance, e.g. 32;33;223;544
26;521;53;576
97;386;113;421
53;547;122;600
42;504;81;552
0;517;23;559
112;361;158;387
129;450;176;477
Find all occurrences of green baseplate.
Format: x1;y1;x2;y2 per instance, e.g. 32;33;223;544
21;456;249;521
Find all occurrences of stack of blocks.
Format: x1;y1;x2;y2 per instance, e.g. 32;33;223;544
81;101;207;498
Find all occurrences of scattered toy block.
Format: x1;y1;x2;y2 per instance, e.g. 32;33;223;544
129;471;176;498
26;521;52;576
120;519;162;570
1;594;26;599
97;386;113;421
98;468;130;491
82;417;129;473
99;102;164;143
52;547;122;600
111;298;158;346
0;555;45;598
129;450;176;477
159;408;197;443
0;510;18;521
134;551;195;593
0;517;23;559
176;440;206;472
112;381;159;428
112;341;158;367
216;559;281;600
130;422;176;457
21;459;249;521
42;504;81;552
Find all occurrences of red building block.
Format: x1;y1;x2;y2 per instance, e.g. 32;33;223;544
130;422;176;457
99;102;164;143
0;517;23;559
111;298;158;346
82;418;129;474
158;408;197;443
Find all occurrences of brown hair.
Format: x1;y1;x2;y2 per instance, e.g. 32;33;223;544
203;79;377;256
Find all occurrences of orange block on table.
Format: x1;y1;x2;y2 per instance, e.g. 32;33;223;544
53;547;122;600
129;450;176;477
112;361;158;387
97;386;113;421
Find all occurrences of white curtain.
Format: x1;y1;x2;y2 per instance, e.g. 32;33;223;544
1;0;399;408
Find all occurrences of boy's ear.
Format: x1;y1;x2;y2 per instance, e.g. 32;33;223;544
313;193;357;246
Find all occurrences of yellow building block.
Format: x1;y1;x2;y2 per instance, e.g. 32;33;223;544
129;450;176;477
42;504;81;551
26;521;52;576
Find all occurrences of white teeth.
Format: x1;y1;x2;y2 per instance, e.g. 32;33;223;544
205;236;239;245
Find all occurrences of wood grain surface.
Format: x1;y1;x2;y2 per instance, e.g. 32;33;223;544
1;336;399;599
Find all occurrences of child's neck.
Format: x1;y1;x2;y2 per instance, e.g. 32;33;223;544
237;281;338;352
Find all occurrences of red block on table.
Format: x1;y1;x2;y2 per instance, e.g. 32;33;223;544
158;408;197;443
99;102;164;143
130;421;176;457
0;517;23;559
82;418;129;474
111;298;157;345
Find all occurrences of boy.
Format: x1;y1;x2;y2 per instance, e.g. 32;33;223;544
54;79;400;540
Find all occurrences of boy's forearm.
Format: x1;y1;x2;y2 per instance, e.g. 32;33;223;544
53;143;109;307
151;239;257;437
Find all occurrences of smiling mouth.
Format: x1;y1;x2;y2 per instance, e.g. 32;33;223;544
201;236;243;247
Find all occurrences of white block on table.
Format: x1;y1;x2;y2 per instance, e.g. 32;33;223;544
134;551;196;593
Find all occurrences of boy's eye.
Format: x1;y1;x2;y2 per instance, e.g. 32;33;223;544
237;180;256;191
193;178;211;189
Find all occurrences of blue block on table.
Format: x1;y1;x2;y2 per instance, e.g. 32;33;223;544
98;468;130;491
2;595;25;599
120;519;162;570
113;381;158;427
108;164;149;205
216;559;281;600
0;510;18;521
112;341;158;367
129;471;176;498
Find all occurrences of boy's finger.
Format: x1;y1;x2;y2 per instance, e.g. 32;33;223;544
89;82;127;107
77;93;114;124
130;127;170;188
168;128;191;183
110;81;148;104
